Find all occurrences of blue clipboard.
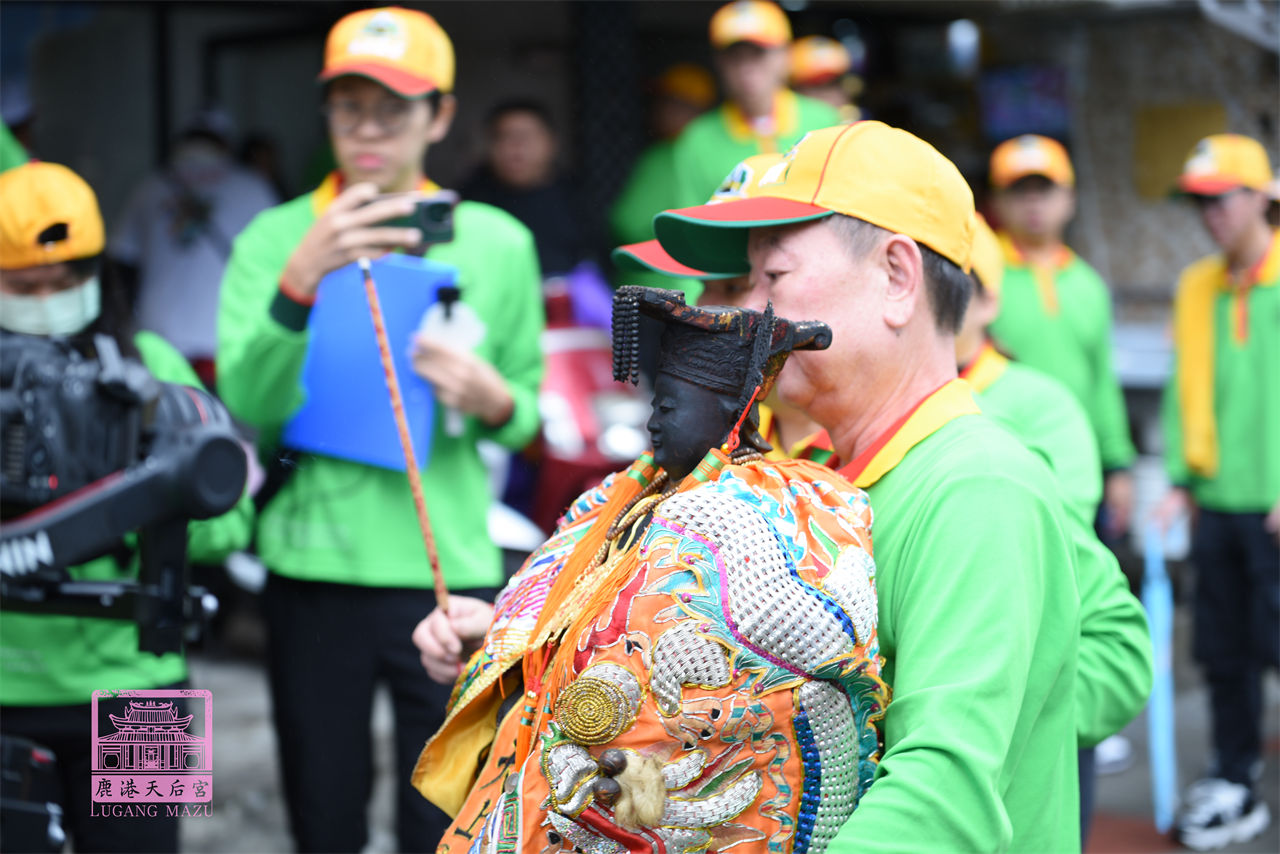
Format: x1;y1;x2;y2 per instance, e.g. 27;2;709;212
282;254;458;471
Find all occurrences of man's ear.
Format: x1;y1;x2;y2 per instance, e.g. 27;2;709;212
881;234;925;330
427;94;458;144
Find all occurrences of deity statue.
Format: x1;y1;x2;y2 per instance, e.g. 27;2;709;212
415;287;888;853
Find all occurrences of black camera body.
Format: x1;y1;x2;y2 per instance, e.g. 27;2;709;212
1;334;154;514
0;331;246;652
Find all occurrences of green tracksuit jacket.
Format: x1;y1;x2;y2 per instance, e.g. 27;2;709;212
217;187;544;591
0;332;253;706
990;242;1136;471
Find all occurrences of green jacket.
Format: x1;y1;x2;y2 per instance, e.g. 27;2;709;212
217;190;544;590
1161;248;1280;511
610;140;678;248
969;352;1151;747
671;90;841;209
830;387;1081;853
0;121;27;173
607;140;701;301
0;332;253;706
969;348;1102;527
990;245;1136;471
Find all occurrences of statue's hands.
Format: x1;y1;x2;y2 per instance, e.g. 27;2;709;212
412;596;494;684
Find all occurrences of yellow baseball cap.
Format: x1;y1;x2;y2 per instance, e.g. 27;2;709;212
970;212;1004;296
789;36;851;87
989;134;1075;189
613;153;784;279
0;162;105;269
710;1;791;50
1177;134;1272;195
319;7;455;97
654;63;717;110
653;121;975;275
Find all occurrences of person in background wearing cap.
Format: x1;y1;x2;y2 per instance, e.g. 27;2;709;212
109;108;278;387
789;35;863;123
653;121;1083;852
609;62;716;265
964;212;1152;845
1154;133;1279;851
614;152;831;464
215;8;544;851
0;161;252;853
986;134;1138;546
670;1;840;213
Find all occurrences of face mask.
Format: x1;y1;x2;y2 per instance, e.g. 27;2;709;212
0;276;102;336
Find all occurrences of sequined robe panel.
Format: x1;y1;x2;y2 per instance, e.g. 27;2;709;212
433;457;888;854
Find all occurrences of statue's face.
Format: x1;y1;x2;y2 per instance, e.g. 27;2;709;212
647;373;737;481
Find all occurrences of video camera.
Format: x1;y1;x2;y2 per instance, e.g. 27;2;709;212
0;331;247;655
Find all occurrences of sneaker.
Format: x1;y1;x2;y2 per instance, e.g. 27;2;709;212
1095;734;1134;775
1174;778;1271;851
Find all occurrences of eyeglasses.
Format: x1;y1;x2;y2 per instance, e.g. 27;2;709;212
322;98;415;137
1190;189;1245;209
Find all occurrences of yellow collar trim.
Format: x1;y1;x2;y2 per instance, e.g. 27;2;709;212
1231;228;1280;291
722;89;799;148
841;379;981;489
959;341;1009;394
310;171;442;216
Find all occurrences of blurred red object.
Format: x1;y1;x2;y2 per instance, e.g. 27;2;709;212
530;275;649;533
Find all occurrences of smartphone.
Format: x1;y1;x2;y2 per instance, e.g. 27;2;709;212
374;189;459;248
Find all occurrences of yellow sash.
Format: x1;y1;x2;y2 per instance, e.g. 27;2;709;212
999;232;1074;317
840;379;981;488
959;340;1010;395
722;89;800;151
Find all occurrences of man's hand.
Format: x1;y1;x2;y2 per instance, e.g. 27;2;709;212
1103;470;1135;539
410;336;514;427
412;596;495;684
280;182;424;299
1265;496;1280;547
1151;487;1191;532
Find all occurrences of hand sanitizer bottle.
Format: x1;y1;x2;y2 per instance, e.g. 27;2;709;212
418;286;486;437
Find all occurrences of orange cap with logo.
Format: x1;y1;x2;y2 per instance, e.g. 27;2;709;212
613;153;784;279
0;161;105;269
710;1;792;50
989;134;1074;189
789;36;852;87
654;63;717;110
653;121;975;275
970;212;1004;296
319;6;455;98
1177;134;1272;195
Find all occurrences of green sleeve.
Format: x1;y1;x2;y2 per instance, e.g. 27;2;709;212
1072;526;1153;746
1086;270;1136;469
670;116;724;211
215;205;312;438
470;217;545;451
832;474;1075;853
608;142;678;246
0;121;28;173
133;331;254;561
983;365;1102;527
